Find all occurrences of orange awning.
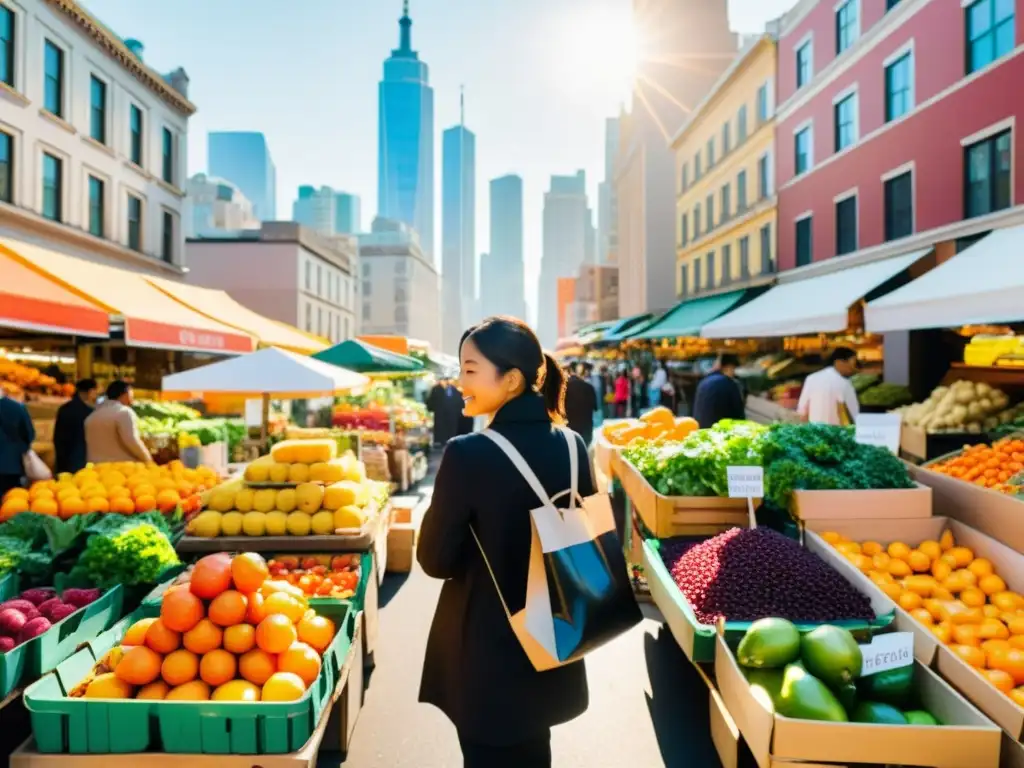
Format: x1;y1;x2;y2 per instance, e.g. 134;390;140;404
0;251;109;337
0;239;254;355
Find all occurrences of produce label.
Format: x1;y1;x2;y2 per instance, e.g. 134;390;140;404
854;413;902;454
858;631;914;676
727;466;764;498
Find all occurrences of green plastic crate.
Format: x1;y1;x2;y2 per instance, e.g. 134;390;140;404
308;550;372;613
24;600;355;755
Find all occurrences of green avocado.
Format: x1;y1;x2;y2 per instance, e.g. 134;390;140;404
833;681;859;712
744;668;786;712
737;618;801;669
904;710;940;726
851;701;908;725
800;625;863;690
777;663;848;722
857;665;914;708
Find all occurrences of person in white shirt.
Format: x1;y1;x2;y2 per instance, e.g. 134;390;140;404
796;348;860;425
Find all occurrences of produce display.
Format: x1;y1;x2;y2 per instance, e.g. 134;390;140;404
332;388;429;432
0;586;102;652
659;527;875;625
268;554;362;599
736;619;942;725
850;373;881;394
927;437;1024;495
600;407;699;446
0;356;74;399
822;529;1024;706
894;380;1020;434
134;400;247;460
766;379;801;405
70;552;338;702
858;382;914;408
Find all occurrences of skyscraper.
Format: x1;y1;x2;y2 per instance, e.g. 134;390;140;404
538;171;589;347
440;91;476;353
482;174;525;320
598;116;620;264
207;132;277;221
334;193;362;234
292;186;336;236
378;1;435;258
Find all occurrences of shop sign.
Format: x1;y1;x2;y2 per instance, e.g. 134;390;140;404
859;631;914;676
855;413;902;454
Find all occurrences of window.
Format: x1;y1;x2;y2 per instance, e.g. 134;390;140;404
693;259;702;293
41;153;62;222
884;171;914;240
887;0;902;9
705;194;714;231
707;137;715;168
679;264;689;297
737;170;748;211
362;302;370;322
694;204;701;238
835;195;857;255
965;129;1012;218
836;0;858;54
722;122;731;155
0;131;11;204
760;224;773;274
88;176;104;237
739;236;750;279
885;52;913;122
681;162;689;192
43;40;64;117
127;194;142;251
796;39;812;88
706;252;716;289
318;307;323;336
966;0;1015;74
721;183;731;221
756;83;770;123
795;217;813;267
680;214;689;247
737;105;748;143
694;152;702;180
758;154;770;198
794;126;812;175
395;305;408;324
834;93;856;151
129;105;143;166
0;4;14;88
722;244;732;284
161;128;175;185
89;76;107;144
307;303;313;331
161;211;174;262
305;261;312;290
317;264;323;296
362;280;371;296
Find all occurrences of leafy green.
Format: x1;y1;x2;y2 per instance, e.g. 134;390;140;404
0;535;33;575
40;513;100;556
0;513;50;548
68;521;180;589
859;383;914;407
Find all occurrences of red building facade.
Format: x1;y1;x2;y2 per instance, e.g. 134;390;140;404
775;0;1024;271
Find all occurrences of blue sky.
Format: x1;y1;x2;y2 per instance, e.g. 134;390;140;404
84;0;793;317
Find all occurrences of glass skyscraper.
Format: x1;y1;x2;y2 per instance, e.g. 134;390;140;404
207;132;277;221
482;174;525;320
334;193;362;234
378;1;434;258
441;111;475;354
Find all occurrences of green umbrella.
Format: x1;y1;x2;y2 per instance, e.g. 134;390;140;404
314;338;425;374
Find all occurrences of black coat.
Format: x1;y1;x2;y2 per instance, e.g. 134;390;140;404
54;396;93;475
691;371;746;429
418;393;592;745
563;375;597;445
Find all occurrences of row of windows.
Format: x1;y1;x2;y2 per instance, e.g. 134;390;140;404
795;128;1011;265
359;301;408;326
680;154;772;247
303;259;353;308
303;301;351;342
0;129;177;262
680;224;776;296
0;5;177;185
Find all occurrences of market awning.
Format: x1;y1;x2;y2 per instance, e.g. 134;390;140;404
701;249;930;339
0;249;109;337
866;227;1024;332
599;313;657;344
630;290;749;341
314;338;424;374
146;277;328;355
577;320;617;345
0;238;254;355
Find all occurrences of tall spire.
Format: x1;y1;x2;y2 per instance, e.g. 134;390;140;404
460;85;465;126
398;0;412;54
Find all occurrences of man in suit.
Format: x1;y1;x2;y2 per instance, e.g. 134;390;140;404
54;378;98;474
0;390;35;497
564;364;598;446
84;380;152;464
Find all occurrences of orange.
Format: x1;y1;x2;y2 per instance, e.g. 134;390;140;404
145;619;182;654
845;553;872;572
246;592;268;625
872;553;891;570
918;540;942;560
983;605;1003;619
86;496;110;513
232;553;270;593
993;592;1024;612
183;619;223;655
155;489;181;513
84;673;134;699
861;541;883;556
114;646;162;685
1007;616;1024;636
948;547;975;568
161;588;205;633
979;574;1007;596
239;649;278;685
296;615;336;653
983;669;1015;694
939;529;955;551
262;592;305;623
134;495;157;513
979;618;1010;641
161;649;200;686
261;672;306;702
880;582;903;601
165;680;211;701
982;639;1012;662
190;553;234;600
223;624;256;654
1011;687;1024;708
907;550;931;573
887;541;911;561
836;541;861;556
960;587;986;608
278;642;321;686
199;649;237;687
951;644;986;668
909;608;933;626
136;680;171;700
1;487;29;503
132;483;157;500
208;590;249;627
990;649;1024;684
31;498;58;516
932;587;955;601
931;559;953;582
1011;636;1024;651
952;624;981;646
887;559;912;578
931;622;953;643
123;618;158;647
956;569;978;588
968;558;994;578
212;680;261;702
109;496;135;515
58;497;88;518
257;614;298;654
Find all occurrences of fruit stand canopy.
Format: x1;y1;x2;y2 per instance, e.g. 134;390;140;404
0;238;255;355
599;313;657;343
628;290;750;341
866;226;1024;332
314;338;424;374
701;248;931;339
0;248;109;338
161;346;370;398
146;277;328;355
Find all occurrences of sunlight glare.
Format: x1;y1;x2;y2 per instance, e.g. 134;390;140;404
553;7;639;102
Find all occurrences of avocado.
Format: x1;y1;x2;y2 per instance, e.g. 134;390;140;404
833;681;859;712
745;668;786;712
777;663;848;722
904;710;940;726
857;665;914;708
737;618;801;669
851;701;908;725
800;625;863;690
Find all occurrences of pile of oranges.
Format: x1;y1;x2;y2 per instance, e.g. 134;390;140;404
601;408;699;447
0;461;217;522
823;529;1024;707
928;438;1024;494
78;552;336;702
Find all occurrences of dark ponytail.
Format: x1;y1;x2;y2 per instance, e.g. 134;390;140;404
540;353;566;423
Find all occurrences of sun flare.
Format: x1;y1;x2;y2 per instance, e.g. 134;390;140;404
553;8;639;100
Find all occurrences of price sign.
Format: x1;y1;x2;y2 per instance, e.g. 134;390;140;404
859;632;914;676
727;466;764;499
855;413;902;454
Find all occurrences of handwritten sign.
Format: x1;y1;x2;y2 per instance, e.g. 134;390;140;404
727;466;764;499
855;413;902;454
859;632;914;676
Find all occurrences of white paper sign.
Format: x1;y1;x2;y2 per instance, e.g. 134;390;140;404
855;413;902;454
727;466;764;499
244;398;263;427
859;632;914;676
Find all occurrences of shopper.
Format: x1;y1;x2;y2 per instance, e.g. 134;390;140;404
0;389;35;497
564;364;598;446
84;380;152;464
613;368;629;418
54;378;98;474
692;353;746;428
418;316;593;768
797;347;861;425
649;362;669;408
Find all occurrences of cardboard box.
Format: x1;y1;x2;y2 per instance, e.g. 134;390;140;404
692;660;742;768
391;503;415;525
901;425;989;463
715;629;1002;768
593;425;626;480
386;523;416;574
910;463;1024;554
1002;733;1024;768
791;484;933;521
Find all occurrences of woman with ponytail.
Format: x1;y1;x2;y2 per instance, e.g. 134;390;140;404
418;316;593;767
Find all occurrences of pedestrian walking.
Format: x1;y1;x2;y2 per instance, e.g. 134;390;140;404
84;380;152;464
564;365;598;446
691;353;746;428
54;378;98;474
613;368;629;418
0;389;35;497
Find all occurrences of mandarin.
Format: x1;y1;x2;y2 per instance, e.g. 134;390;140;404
165;680;211;701
161;589;205;633
145;619;182;654
123;618;158;647
137;680;171;700
256;614;297;654
200;649;237;687
278;642;321;687
212;680;261;702
231;553;270;593
190;553;234;600
183;619;223;655
223;624;257;654
209;590;249;627
261;672;306;702
296;615;335;653
162;650;200;687
115;646;162;685
239;649;278;685
984;669;1015;694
